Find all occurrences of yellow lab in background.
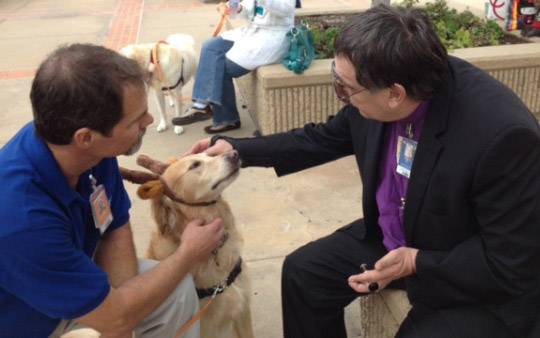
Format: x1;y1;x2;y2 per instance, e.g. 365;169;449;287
120;34;197;135
120;152;255;338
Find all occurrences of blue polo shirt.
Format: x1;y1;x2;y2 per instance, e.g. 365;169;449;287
0;123;131;337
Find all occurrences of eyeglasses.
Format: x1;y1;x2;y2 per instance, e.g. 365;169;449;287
331;60;367;104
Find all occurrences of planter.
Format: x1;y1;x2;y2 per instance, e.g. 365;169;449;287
236;10;540;135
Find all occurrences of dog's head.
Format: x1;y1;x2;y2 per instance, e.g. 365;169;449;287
121;152;240;204
119;43;155;82
160;151;240;203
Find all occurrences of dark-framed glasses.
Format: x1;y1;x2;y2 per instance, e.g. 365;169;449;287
331;60;367;104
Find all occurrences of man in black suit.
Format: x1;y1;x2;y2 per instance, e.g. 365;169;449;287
186;5;540;338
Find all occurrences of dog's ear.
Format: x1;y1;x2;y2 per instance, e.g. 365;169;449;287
119;167;160;185
138;180;164;199
137;154;170;175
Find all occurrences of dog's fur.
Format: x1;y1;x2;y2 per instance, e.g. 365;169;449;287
120;34;197;135
123;152;254;338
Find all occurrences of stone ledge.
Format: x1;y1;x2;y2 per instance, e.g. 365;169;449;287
359;289;411;338
257;60;332;89
238;41;540;135
452;43;540;70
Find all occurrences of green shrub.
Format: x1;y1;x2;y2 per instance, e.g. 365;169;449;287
305;0;507;58
311;25;340;59
399;0;505;50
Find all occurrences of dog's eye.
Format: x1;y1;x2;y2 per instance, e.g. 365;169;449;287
189;161;201;170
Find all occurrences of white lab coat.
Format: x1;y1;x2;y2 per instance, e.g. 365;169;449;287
221;0;295;70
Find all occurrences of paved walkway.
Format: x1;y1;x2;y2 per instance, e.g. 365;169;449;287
0;1;367;337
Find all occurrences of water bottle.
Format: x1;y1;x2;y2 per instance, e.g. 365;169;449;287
229;0;240;18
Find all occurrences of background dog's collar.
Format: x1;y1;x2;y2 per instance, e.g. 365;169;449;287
148;41;185;91
196;257;243;299
161;58;185;91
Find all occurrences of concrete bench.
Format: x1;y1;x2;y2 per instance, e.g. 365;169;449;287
359;289;411;337
236;43;540;135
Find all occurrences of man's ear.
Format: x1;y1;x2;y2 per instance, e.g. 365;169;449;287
72;128;95;149
387;83;407;109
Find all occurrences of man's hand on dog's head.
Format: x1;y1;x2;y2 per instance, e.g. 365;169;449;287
178;218;224;263
184;138;234;157
184;138;212;156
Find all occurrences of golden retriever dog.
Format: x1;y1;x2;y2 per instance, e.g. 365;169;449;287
120;34;197;135
120;152;254;338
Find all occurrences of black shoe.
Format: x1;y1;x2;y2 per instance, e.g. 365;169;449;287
171;106;212;126
204;121;241;134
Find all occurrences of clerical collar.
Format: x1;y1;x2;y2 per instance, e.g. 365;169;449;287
401;101;429;123
396;101;429;139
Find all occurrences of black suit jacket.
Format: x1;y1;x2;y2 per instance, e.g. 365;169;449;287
224;57;540;335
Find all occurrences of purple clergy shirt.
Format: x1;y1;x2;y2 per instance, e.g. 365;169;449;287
375;101;429;250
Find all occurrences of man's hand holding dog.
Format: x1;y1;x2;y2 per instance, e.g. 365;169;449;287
185;138;234;157
348;247;418;293
178;218;224;263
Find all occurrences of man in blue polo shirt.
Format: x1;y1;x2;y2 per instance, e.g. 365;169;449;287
0;44;224;337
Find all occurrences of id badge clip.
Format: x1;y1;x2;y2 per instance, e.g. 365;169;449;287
89;175;113;234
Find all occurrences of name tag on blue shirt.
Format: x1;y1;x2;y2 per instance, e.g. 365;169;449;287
396;136;417;179
90;185;113;234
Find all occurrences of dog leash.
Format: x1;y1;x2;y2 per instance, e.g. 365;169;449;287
174;284;224;338
151;40;176;108
174;257;242;337
212;2;231;37
151;40;168;85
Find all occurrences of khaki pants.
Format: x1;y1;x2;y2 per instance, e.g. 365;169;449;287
49;259;199;338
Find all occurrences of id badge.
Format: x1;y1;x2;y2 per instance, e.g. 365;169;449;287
90;185;113;234
396;136;417;179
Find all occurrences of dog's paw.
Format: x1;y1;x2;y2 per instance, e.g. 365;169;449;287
174;125;185;135
156;121;168;132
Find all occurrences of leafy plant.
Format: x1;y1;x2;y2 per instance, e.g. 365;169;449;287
303;0;508;58
399;0;505;50
311;25;340;59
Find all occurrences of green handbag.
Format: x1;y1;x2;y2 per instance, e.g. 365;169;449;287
282;24;316;74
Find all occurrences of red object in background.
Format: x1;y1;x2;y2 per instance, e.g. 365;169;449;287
507;0;538;30
516;0;540;36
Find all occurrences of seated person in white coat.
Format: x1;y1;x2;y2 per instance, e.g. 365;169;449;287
172;0;295;134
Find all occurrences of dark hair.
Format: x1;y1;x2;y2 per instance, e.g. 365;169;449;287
335;5;448;101
30;43;145;145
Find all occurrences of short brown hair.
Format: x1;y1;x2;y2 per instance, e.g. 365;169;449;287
31;43;145;145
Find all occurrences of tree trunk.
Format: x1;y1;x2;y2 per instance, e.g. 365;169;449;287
371;0;391;6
